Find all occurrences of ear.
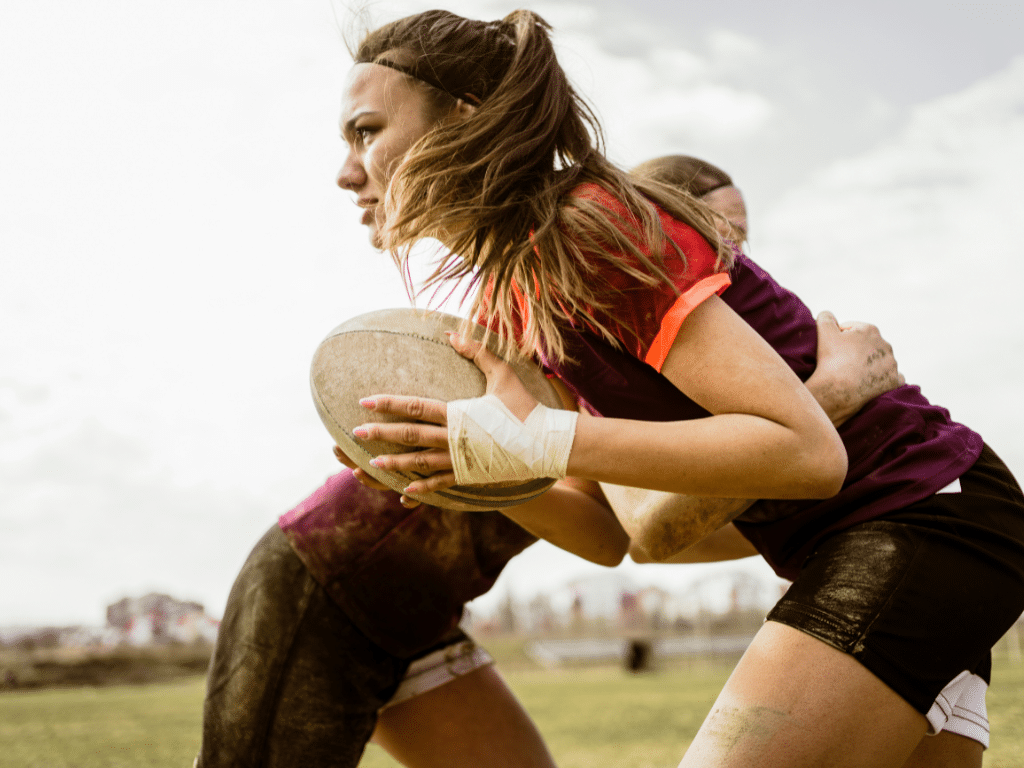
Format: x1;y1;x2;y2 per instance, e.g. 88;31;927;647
454;97;478;118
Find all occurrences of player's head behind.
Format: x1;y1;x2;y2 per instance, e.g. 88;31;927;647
632;155;748;246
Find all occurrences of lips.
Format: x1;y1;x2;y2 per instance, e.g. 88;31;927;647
357;198;378;227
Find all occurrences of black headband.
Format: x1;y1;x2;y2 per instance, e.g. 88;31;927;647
363;58;481;105
699;181;735;197
354;14;517;107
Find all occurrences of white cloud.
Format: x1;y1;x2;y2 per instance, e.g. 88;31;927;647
758;56;1024;476
639;83;774;142
705;28;764;63
551;27;777;168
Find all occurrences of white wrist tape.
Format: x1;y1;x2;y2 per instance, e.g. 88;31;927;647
447;395;578;485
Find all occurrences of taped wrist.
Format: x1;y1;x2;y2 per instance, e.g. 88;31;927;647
447;394;578;485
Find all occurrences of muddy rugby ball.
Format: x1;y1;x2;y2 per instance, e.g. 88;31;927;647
311;308;564;511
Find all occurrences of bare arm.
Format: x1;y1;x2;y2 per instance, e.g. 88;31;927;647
361;296;846;500
608;311;903;562
500;476;627;567
511;304;901;565
605;485;756;563
565;295;847;499
628;522;758;564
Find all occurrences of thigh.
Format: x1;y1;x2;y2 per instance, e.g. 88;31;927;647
373;663;556;768
902;732;983;768
198;525;407;768
679;621;928;768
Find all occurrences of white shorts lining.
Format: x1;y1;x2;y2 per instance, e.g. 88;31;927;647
383;639;495;709
925;670;989;748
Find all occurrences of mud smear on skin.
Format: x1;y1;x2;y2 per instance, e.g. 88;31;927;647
703;704;794;755
646;497;753;561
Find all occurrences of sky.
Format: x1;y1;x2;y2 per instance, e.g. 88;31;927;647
1;0;1022;627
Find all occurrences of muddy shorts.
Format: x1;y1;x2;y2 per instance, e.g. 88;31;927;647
768;444;1024;745
195;525;486;768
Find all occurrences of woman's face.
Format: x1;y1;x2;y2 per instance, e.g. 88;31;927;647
336;63;438;248
701;185;748;245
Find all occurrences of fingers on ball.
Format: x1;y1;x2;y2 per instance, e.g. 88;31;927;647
405;472;456;495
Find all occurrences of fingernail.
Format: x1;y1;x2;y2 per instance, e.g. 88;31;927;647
369;458;382;467
353;426;368;438
359;397;376;408
403;484;418;494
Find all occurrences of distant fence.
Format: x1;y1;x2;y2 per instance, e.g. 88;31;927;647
526;634;755;669
0;643;213;691
528;625;1024;671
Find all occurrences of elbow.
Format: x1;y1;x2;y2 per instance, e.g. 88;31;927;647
824;453;848;497
628;541;654;563
630;539;681;564
631;519;693;563
604;528;631;566
597;548;627;567
800;434;847;498
582;524;630;567
588;536;628;567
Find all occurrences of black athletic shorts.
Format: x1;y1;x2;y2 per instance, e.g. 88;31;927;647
768;444;1024;715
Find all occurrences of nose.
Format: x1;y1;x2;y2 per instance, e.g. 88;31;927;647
336;150;366;191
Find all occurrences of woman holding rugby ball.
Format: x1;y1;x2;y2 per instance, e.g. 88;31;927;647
341;9;1024;768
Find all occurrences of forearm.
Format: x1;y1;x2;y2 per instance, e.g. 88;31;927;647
565;299;847;499
629;523;759;564
360;299;849;505
805;372;862;428
568;410;845;500
601;482;755;562
500;478;628;567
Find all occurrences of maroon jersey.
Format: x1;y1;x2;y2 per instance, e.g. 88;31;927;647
279;471;536;657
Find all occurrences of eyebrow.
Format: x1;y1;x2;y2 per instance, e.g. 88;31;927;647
341;110;380;138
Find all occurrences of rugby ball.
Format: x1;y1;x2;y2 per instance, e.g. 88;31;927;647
310;308;564;511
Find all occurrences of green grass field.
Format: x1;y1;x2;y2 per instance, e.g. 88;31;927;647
1;655;1022;767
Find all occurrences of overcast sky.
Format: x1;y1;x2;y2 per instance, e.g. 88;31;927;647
2;0;1022;626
